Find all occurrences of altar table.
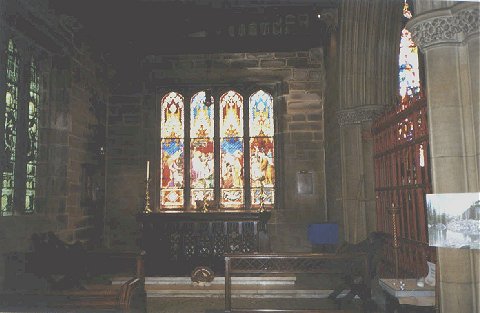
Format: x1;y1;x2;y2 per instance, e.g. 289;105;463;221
137;211;271;276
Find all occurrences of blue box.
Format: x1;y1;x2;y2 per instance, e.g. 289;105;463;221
307;223;339;245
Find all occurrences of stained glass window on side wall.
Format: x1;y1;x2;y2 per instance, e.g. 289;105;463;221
160;92;184;209
190;91;214;208
220;90;244;207
25;58;40;214
249;90;275;207
399;1;420;100
1;39;19;216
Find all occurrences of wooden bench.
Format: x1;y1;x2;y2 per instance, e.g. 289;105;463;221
224;253;370;313
1;251;146;313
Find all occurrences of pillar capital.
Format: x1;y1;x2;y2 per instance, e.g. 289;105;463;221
336;105;384;127
407;3;479;51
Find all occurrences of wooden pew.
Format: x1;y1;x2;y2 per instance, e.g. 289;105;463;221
224;253;370;313
1;251;146;313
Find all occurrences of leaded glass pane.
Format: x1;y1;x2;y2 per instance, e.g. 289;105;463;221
161;92;184;138
220;137;244;207
1;39;19;216
399;1;420;100
25;58;40;214
160;138;184;209
191;189;214;208
190;91;214;138
161;139;184;188
251;188;274;206
249;90;274;137
190;138;214;209
220;90;243;137
250;137;275;187
221;189;243;207
161;189;184;208
190;139;214;188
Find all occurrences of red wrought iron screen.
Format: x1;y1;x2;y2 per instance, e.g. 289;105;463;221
372;94;436;277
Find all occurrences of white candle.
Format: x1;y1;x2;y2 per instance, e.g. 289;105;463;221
146;161;150;180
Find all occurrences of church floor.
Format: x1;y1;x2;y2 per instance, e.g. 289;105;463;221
144;273;386;312
146;297;373;313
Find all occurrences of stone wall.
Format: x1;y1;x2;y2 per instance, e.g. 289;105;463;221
0;0;109;289
106;49;330;252
105;94;145;249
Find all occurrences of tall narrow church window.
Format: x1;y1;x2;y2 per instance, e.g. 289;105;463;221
190;91;214;208
398;0;420;99
1;39;19;216
220;90;244;208
160;91;185;208
25;58;40;214
249;90;275;207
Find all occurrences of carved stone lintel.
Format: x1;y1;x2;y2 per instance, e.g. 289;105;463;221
407;4;479;50
337;105;384;127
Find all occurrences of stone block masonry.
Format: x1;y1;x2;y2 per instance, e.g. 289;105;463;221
107;48;327;252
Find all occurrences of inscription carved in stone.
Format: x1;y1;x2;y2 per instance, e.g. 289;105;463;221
337;105;384;126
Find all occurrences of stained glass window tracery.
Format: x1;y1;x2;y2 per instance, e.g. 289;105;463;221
159;89;275;210
399;0;421;100
1;39;19;216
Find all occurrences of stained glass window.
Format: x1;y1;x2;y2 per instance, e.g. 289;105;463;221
160;92;184;208
190;91;214;208
249;90;274;207
1;40;19;216
399;0;421;100
159;89;275;210
220;90;244;207
25;58;40;214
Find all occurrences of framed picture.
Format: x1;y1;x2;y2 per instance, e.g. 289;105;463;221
426;192;480;249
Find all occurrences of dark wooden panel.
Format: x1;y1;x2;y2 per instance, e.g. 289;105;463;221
137;211;271;276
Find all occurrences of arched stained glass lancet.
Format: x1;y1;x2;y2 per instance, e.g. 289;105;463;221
190;91;214;208
249;90;275;207
1;39;19;216
25;57;40;213
220;90;244;208
160;91;185;208
399;0;421;100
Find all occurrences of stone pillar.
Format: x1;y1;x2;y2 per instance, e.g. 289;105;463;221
337;106;383;242
337;0;402;243
408;2;480;313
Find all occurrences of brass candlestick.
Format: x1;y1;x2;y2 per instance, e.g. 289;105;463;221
258;176;266;212
201;178;209;213
388;202;400;280
143;178;152;213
